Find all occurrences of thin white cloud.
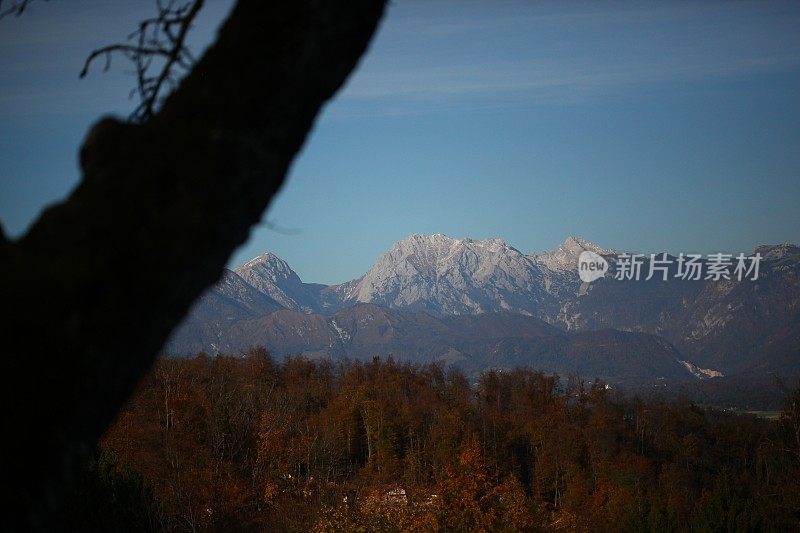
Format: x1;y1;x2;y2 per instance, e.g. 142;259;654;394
326;1;800;116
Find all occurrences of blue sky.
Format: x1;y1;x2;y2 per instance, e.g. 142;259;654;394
1;1;799;284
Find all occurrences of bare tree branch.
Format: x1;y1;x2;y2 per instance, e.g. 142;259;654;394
0;0;386;528
0;0;46;20
80;0;205;122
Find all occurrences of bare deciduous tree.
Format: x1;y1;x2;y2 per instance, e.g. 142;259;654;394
80;0;205;122
0;0;386;529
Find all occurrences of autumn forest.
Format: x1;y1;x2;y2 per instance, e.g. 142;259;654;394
60;350;800;532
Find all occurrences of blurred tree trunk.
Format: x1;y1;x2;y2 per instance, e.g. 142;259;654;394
0;0;385;529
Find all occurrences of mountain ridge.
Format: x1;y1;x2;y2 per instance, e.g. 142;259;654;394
169;234;800;382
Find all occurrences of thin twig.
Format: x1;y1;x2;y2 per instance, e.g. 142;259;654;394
0;0;47;21
79;0;204;122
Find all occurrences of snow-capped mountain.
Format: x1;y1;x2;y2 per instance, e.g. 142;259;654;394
194;234;614;320
529;235;618;273
337;234;553;315
754;242;800;262
234;252;322;313
192;269;283;319
167;234;800;380
527;236;619;300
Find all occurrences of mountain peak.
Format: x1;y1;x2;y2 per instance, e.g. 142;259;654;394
346;233;545;315
531;236;617;272
754;242;800;262
396;233;455;246
562;235;605;251
234;251;316;311
388;234;518;258
239;251;291;271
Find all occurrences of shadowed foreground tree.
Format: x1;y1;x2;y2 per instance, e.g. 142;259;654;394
0;0;386;529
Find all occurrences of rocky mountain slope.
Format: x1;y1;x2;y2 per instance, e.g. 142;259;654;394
169;269;283;355
557;244;800;375
336;234;555;315
171;303;693;386
234;252;325;313
168;235;800;382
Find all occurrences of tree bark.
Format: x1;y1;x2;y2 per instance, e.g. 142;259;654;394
0;0;385;528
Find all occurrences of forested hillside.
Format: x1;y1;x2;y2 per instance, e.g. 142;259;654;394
64;350;800;531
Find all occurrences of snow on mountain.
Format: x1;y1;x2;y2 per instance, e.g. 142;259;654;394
340;233;552;315
226;235;617;317
526;236;619;300
234;252;320;312
680;360;724;379
529;236;618;273
754;243;800;263
213;269;284;316
169;235;800;378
